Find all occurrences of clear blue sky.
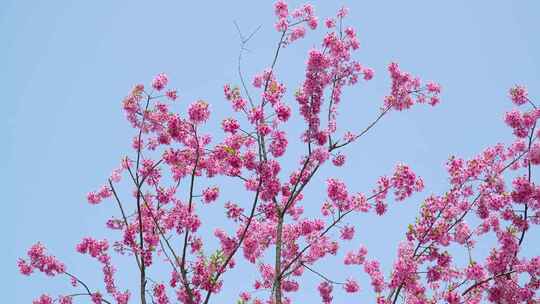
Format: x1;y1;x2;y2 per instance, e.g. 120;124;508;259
2;1;539;303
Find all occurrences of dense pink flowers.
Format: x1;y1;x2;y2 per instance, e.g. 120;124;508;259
391;164;424;201
221;118;240;134
270;130;288;157
153;284;170;304
504;108;539;138
384;62;441;110
339;225;355;240
343;278;360;293
326;178;348;202
188;100;211;123
202;186;219;203
19;2;540;304
76;238;127;298
530;143;540;165
344;246;368;265
33;295;53;304
223;84;246;111
331;154;345;166
364;260;385;293
18;243;65;276
509;85;529;105
318;281;333;304
152;73;168;91
59;296;73;304
165;89;178;101
274;1;318;43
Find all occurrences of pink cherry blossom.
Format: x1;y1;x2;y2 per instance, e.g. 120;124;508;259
18;2;540;304
509;85;528;105
344;278;360;293
188;100;210;123
152;73;168;91
202;186;219;203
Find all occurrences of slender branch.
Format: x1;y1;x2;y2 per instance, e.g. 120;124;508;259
332;105;392;150
108;180;142;271
234;21;261;109
461;271;516;296
179;124;200;303
202;178;263;304
302;262;345;285
280;188;388;279
134;96;151;304
63;271;113;304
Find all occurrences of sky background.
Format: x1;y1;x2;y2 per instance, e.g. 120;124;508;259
2;0;540;303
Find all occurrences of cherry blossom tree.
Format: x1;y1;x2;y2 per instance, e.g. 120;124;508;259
18;2;540;304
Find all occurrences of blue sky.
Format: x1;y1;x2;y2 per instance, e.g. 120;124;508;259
2;0;540;303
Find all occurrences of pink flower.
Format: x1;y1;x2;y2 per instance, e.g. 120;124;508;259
221;118;240;134
465;262;485;281
318;281;333;304
19;243;65;277
98;185;112;199
59;296;73;304
33;294;53;304
343;278;360;293
509;85;528;105
91;292;103;304
529;143;540;165
363;68;374;80
384;62;441;110
152;73;168;91
307;16;318;30
391;164;423;201
202;186;219;203
275;103;291;122
344;246;367;265
165;90;178;101
270;131;288;157
153;283;170;304
327;178;348;202
21;4;540;304
87;191;102;204
188;100;210;123
18;259;33;275
275;18;288;32
289;27;306;42
364;260;385;292
274;0;288;18
337;6;349;18
110;168;122;183
332;154;346;166
340;225;355;240
224;201;244;221
325;18;336;28
426;82;441;94
114;291;130;304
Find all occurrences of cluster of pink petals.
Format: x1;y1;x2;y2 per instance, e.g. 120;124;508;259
318;281;333;304
77;238;130;303
18;242;65;276
387;88;540;303
188;100;211;123
22;2;540;304
343;278;360;293
509;85;529;105
274;1;318;44
384;62;441;111
32;295;54;304
202;186;219;203
152;73;168;91
504;108;540;138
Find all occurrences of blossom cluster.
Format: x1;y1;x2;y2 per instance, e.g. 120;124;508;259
18;1;540;304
